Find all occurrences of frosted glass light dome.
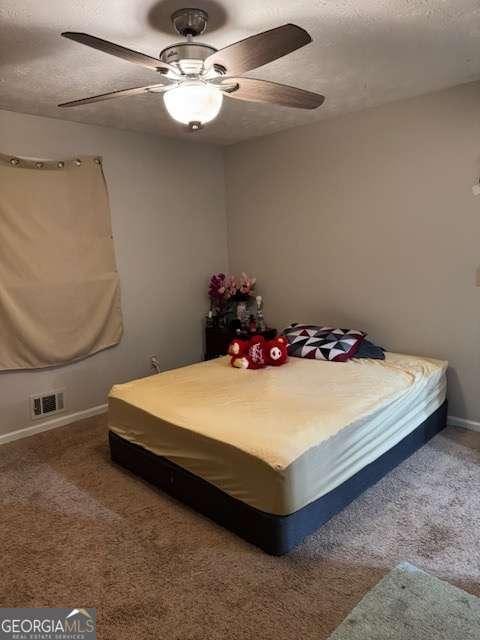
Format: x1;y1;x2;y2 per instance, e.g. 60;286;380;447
163;81;223;126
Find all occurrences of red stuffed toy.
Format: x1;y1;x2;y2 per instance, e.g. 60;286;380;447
230;335;266;369
264;336;288;366
228;335;288;369
227;338;249;358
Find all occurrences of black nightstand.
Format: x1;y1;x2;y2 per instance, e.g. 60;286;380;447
205;326;277;360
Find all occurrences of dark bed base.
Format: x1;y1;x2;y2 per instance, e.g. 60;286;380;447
109;400;447;555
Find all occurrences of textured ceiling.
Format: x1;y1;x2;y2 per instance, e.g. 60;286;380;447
1;0;480;145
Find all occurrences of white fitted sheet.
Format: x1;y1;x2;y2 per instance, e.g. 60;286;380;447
108;353;447;515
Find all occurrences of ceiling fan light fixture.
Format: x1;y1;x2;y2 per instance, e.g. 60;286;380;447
59;18;325;121
163;81;223;128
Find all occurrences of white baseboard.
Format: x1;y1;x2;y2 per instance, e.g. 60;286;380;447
447;414;480;433
0;404;108;446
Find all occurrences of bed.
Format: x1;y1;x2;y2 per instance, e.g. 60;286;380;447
108;352;447;554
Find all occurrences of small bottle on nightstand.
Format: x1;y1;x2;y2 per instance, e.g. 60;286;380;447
255;295;266;332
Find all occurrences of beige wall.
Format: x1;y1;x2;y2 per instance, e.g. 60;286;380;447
0;109;227;436
225;81;480;421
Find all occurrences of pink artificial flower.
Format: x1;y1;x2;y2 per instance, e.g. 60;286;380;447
209;271;256;301
224;274;237;299
238;272;256;295
208;273;226;300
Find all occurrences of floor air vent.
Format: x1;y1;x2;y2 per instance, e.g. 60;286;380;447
31;390;65;420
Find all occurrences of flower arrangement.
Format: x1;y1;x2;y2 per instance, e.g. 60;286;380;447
207;272;260;331
208;272;256;304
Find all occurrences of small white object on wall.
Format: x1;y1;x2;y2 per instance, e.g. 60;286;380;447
471;183;480;196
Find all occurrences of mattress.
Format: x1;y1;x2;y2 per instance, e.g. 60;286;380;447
108;353;447;516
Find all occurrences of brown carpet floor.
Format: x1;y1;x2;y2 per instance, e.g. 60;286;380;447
1;417;479;639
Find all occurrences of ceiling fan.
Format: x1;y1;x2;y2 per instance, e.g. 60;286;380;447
59;8;325;131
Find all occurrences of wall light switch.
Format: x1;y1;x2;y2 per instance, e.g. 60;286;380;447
472;184;480;196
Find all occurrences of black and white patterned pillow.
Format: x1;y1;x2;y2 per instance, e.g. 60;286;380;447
282;324;366;362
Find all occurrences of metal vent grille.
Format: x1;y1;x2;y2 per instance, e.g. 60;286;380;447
42;394;57;414
31;390;65;420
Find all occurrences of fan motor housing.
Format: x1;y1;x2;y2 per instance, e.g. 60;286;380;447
159;42;218;75
160;42;216;64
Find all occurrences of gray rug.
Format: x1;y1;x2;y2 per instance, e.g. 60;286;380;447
329;562;480;639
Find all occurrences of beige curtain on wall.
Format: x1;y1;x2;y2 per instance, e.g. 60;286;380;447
0;153;123;370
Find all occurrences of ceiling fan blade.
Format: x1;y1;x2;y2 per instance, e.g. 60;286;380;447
62;32;175;73
206;24;311;76
217;77;325;109
58;83;169;108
